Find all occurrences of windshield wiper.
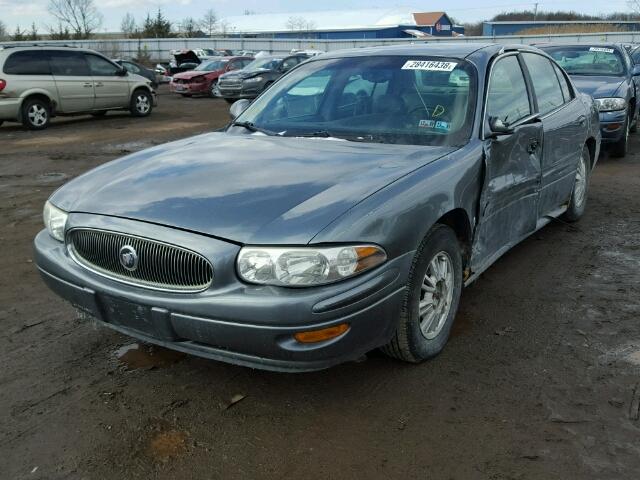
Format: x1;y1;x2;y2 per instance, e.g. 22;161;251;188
297;130;333;138
230;121;277;136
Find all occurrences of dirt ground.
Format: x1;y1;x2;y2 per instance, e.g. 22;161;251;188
1;87;639;480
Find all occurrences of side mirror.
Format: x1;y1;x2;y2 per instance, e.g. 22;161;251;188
229;99;251;120
632;65;640;76
488;116;514;136
116;67;128;77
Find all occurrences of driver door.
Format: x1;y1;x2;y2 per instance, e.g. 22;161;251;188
85;53;130;109
472;53;543;272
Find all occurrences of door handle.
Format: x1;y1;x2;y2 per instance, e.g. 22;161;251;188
83;82;92;88
527;139;540;154
95;82;104;87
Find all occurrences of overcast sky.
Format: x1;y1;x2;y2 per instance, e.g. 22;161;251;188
0;0;635;33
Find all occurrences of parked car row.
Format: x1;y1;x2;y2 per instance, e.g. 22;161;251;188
36;43;605;372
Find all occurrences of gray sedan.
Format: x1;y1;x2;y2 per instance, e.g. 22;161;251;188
35;44;600;372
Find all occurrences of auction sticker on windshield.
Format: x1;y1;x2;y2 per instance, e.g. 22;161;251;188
589;47;615;53
401;60;458;72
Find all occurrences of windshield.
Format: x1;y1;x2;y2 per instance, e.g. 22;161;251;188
233;55;477;147
544;46;626;76
244;57;282;72
195;60;227;71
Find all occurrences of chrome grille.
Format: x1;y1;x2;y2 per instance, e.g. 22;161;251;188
67;229;213;293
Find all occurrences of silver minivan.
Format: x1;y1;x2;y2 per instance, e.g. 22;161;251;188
0;46;157;130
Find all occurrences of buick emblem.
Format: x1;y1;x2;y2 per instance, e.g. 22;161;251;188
119;245;139;271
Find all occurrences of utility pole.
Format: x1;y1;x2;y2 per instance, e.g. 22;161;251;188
533;3;539;22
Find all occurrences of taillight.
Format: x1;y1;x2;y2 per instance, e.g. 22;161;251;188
0;79;6;91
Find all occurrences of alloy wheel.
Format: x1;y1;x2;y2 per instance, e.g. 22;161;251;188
28;104;48;127
135;94;150;114
419;251;455;340
573;153;588;208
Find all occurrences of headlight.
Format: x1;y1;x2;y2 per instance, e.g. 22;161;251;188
43;201;68;242
243;76;263;83
595;97;626;112
237;245;387;286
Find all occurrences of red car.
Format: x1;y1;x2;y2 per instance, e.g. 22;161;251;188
170;56;254;98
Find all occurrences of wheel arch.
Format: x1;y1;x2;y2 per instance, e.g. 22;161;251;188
434;208;473;269
19;91;56;120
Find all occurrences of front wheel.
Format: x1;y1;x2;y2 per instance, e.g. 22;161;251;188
209;81;220;98
22;98;51;130
562;146;590;222
611;115;630;158
130;90;153;117
382;224;463;363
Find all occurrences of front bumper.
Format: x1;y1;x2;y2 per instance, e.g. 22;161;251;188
34;214;410;372
170;81;208;95
218;84;262;100
599;109;628;143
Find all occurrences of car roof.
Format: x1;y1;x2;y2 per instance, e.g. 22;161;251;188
537;42;625;50
318;43;539;60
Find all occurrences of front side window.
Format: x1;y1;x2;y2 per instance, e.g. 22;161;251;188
3;50;51;75
522;53;565;115
234;55;477;147
486;55;531;125
50;51;90;76
122;61;140;74
86;54;120;76
544;46;626;76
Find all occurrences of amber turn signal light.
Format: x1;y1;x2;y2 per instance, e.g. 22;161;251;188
294;323;350;343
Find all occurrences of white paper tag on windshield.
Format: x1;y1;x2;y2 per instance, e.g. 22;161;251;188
401;60;457;72
589;47;614;53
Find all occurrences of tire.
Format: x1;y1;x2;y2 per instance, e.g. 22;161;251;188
630;104;638;133
224;98;236;104
562;146;590;222
180;93;192;98
610;114;630;158
130;89;153;117
381;224;463;363
91;111;107;117
21;97;51;130
0;120;3;128
209;80;219;98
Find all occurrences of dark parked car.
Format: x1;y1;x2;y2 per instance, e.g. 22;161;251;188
114;59;158;88
217;54;309;103
35;44;600;372
540;43;639;157
169;56;253;98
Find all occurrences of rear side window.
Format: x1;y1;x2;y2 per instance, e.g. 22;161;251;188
487;55;531;124
522;53;566;114
122;61;140;74
3;50;51;75
553;63;572;102
50;51;90;76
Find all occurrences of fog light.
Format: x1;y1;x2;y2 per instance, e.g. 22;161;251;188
605;123;622;131
294;323;349;343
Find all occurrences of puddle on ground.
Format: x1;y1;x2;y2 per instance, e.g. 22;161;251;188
148;430;187;462
115;343;185;370
36;172;68;183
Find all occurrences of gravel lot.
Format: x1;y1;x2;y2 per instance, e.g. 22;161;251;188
1;87;639;479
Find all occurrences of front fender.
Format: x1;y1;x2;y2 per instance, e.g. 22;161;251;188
310;143;483;261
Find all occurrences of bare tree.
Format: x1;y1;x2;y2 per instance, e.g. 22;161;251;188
178;17;199;38
0;20;7;41
630;1;640;13
47;0;103;39
200;9;218;37
285;16;317;32
29;22;39;41
121;13;136;38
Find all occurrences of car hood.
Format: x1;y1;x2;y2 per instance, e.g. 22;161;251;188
172;70;217;80
570;75;625;98
223;69;272;80
51;133;455;244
